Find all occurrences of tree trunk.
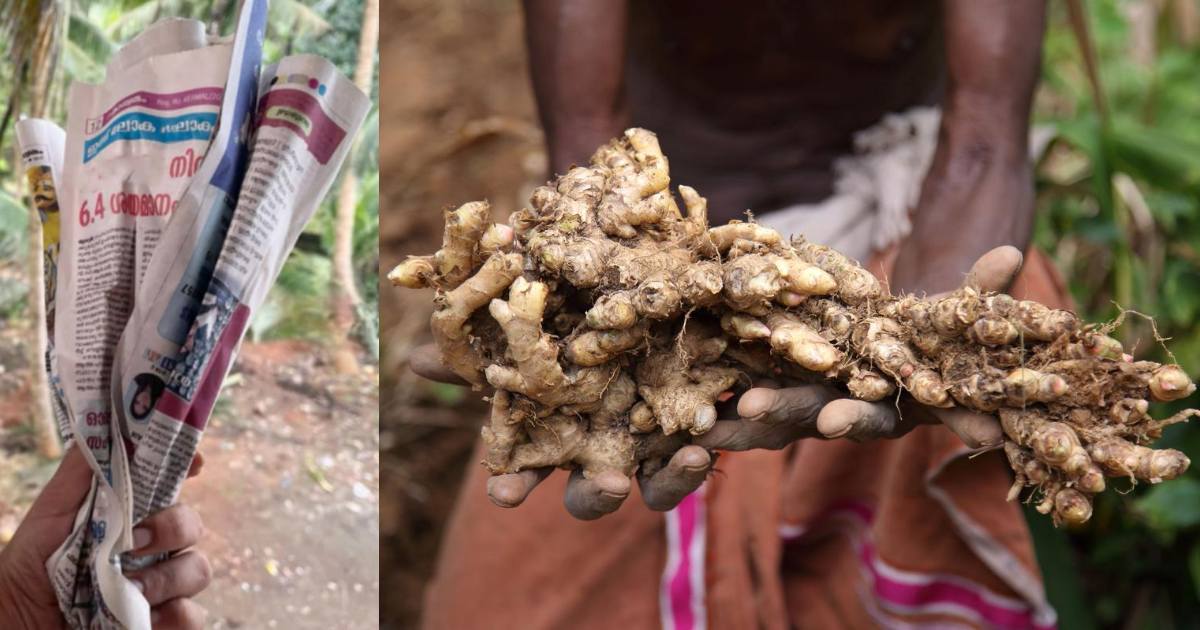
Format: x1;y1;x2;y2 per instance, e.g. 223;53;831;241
1123;0;1159;68
1174;0;1200;46
21;6;64;459
330;0;379;374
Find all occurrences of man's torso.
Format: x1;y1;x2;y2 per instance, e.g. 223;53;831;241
625;0;945;220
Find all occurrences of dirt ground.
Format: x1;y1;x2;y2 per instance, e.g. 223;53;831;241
0;338;380;629
378;0;540;628
187;340;379;629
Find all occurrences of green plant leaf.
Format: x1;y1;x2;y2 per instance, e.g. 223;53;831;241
0;187;30;260
1162;262;1200;327
1135;478;1200;534
1109;120;1200;191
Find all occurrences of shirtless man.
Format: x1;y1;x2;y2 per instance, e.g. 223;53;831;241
417;2;1062;627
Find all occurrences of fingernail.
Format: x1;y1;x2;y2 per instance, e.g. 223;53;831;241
740;412;767;423
818;416;855;439
680;450;709;470
486;480;519;508
823;426;853;439
132;528;152;550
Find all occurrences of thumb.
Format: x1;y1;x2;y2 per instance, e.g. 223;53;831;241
931;407;1004;449
964;245;1023;294
409;343;472;386
24;446;95;521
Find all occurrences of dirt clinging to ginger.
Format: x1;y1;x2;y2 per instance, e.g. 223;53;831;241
391;128;1197;527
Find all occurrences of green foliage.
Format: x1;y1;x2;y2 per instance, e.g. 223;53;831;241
352;166;380;359
1136;478;1200;536
245;0;380;353
290;0;376;98
0;187;30;261
1030;1;1200;627
0;189;29;319
251;249;332;341
270;103;379;354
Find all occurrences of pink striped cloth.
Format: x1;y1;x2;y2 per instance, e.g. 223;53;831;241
660;484;707;630
661;494;1057;630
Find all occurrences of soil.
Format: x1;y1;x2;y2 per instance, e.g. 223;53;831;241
0;339;380;630
378;0;539;628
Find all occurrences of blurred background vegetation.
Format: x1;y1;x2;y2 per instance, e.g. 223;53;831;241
0;0;380;358
1031;1;1200;627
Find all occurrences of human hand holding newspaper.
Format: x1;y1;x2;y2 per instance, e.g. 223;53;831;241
0;448;209;630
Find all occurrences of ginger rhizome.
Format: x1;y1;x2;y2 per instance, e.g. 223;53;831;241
391;128;1198;527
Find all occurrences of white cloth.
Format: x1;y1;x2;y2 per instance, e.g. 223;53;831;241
758;106;940;262
758;107;1054;262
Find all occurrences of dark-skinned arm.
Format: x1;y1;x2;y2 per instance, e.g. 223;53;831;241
523;0;631;174
890;0;1047;294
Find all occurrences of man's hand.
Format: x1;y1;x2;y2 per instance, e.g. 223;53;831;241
0;447;211;629
410;247;1024;519
700;246;1021;451
484;447;714;520
410;348;718;518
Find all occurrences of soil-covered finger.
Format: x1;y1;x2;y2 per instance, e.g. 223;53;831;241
638;446;710;511
934;407;1004;448
695;418;811;451
486;468;552;508
965;245;1023;293
563;469;630;520
409;343;471;386
816;398;903;441
736;385;840;427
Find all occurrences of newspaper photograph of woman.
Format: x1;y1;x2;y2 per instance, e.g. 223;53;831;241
128;374;167;423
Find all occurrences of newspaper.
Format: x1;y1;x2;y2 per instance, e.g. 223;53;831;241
55;33;231;476
38;0;368;626
112;52;369;522
15;119;72;441
48;0;264;626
